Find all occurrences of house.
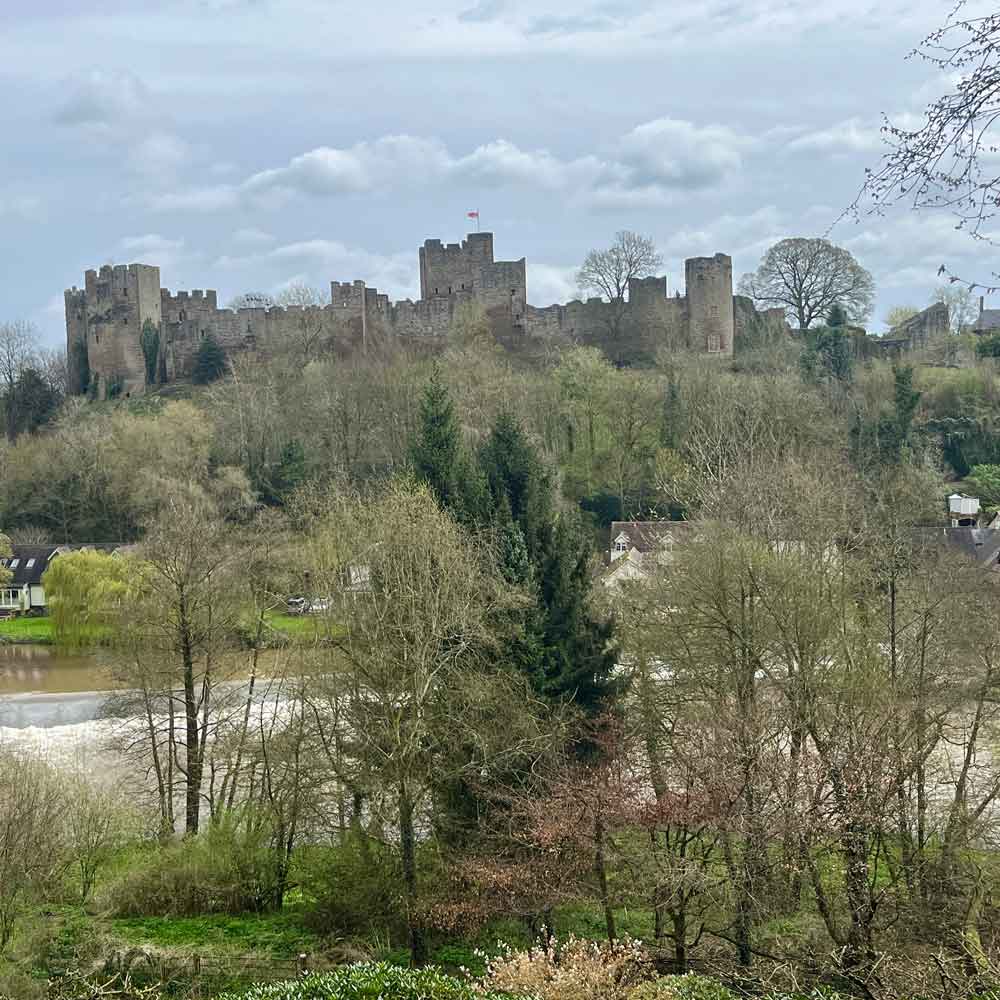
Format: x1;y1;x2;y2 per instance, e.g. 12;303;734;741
603;520;691;588
0;543;128;615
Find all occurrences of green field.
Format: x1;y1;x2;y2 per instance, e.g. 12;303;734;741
0;616;54;643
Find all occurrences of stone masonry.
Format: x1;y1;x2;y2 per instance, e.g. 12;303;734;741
65;234;786;397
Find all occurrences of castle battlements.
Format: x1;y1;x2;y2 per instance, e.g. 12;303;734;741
66;232;781;399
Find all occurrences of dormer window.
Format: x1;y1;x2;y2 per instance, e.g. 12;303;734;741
25;559;35;568
9;559;19;569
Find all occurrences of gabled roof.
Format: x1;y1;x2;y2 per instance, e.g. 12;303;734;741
610;520;688;553
2;543;130;588
913;527;1000;567
2;546;61;587
975;309;1000;332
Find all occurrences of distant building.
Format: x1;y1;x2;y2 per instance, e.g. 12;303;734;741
65;233;789;399
0;544;128;616
603;520;691;588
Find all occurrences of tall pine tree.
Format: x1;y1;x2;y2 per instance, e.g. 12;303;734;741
479;411;618;717
411;365;484;525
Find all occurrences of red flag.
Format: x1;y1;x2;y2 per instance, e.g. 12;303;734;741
467;210;479;219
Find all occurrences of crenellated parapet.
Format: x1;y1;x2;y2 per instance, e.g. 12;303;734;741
65;233;759;397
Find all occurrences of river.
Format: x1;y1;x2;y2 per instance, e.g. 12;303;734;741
0;643;297;777
0;643;115;729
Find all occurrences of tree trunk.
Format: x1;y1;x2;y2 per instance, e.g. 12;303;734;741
180;595;202;836
594;814;616;943
398;783;427;966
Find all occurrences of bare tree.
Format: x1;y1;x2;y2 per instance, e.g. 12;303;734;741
228;292;276;310
0;749;66;953
738;238;875;330
859;5;1000;290
312;482;552;964
0;320;39;441
577;231;663;336
934;284;978;334
274;283;339;363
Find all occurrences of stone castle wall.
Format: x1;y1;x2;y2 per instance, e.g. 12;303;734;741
66;234;783;397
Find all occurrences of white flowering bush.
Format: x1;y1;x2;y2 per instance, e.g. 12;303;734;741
480;934;651;1000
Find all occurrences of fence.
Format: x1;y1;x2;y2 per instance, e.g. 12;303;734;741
67;950;318;997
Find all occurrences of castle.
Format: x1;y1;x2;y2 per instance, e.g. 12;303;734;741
65;232;787;397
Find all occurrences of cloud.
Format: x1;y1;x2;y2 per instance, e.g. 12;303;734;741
231;227;275;247
53;69;149;128
154;118;752;214
215;239;419;301
526;13;617;35
243;136;451;197
528;263;579;306
117;233;192;271
616;118;752;189
128;132;191;178
457;0;508;23
785;118;883;155
120;234;185;255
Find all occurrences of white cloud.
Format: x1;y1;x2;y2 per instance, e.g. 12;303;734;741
215;239;419;301
120;234;185;255
155;118;753;214
528;263;579;306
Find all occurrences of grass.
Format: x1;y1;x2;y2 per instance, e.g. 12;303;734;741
111;912;322;959
0;616;54;643
261;612;344;644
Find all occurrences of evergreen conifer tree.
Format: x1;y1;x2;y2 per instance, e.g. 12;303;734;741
411;365;484;524
479;411;618;716
192;334;227;384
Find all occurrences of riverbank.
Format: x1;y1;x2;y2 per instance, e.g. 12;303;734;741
0;614;331;647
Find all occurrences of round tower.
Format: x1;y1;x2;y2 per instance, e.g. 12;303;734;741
684;253;733;355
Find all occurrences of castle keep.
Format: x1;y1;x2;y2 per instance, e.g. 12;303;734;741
65;233;784;397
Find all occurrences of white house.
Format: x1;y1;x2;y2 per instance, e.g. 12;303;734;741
602;520;691;588
0;543;128;615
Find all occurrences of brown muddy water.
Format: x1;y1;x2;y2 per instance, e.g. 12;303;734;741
0;644;114;729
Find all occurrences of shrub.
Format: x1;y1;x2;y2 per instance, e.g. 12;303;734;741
193;334;227;384
630;974;735;1000
297;837;406;939
215;962;513;1000
481;934;651;1000
104;815;283;916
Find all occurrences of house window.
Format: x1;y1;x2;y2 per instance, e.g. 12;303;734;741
614;540;628;553
9;559;19;569
708;334;721;353
25;559;35;568
0;589;21;608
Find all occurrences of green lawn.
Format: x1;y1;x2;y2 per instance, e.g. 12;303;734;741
111;912;321;958
262;612;343;643
0;616;54;643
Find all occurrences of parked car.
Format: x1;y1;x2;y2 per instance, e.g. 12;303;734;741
286;596;307;615
306;597;332;614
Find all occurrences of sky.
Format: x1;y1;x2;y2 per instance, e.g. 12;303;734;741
1;0;991;348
